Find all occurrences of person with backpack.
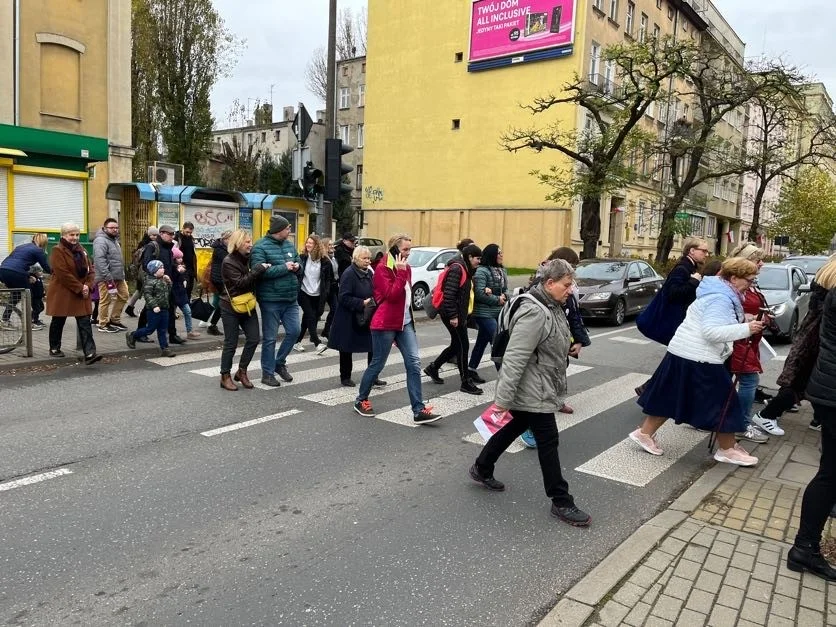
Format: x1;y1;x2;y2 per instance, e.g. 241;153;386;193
469;259;591;527
424;244;483;395
468;243;508;381
202;230;231;336
125;226;158;319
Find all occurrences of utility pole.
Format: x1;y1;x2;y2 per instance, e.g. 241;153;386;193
325;0;337;140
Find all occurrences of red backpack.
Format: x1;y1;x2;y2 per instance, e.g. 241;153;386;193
431;262;467;310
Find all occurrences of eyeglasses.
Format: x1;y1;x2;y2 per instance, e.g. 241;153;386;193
160;231;174;236
695;248;710;253
742;276;757;285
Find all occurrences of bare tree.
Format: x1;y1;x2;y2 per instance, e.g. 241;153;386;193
502;37;695;258
219;135;261;191
305;7;367;103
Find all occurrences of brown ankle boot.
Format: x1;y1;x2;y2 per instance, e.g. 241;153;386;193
220;373;238;391
234;368;254;389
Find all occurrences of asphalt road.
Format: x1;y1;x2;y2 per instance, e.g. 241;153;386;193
0;317;791;625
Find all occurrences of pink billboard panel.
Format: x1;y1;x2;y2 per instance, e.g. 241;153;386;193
469;0;576;63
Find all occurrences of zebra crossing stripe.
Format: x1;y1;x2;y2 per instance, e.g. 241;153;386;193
201;409;303;437
610;337;651;345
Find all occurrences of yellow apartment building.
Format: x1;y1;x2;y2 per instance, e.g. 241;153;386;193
363;0;746;266
0;0;133;260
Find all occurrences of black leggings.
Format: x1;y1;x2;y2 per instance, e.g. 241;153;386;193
795;403;836;549
759;386;798;421
432;316;470;383
297;292;322;346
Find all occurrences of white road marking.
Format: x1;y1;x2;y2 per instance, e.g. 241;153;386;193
0;468;73;492
771;355;787;362
576;422;707;487
610;336;651;345
588;326;640;340
201;409;303;437
376;382;502;428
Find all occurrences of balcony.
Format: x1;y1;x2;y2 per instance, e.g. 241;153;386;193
587;74;623;100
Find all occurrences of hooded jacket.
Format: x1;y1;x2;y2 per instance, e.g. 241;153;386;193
92;228;126;282
667;276;752;364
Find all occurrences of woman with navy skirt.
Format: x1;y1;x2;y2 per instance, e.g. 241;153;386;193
628;257;766;467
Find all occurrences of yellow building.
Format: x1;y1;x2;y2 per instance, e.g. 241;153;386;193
0;0;133;259
363;0;746;266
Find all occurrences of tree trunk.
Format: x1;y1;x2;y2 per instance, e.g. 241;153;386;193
749;185;767;243
655;189;688;262
580;196;601;259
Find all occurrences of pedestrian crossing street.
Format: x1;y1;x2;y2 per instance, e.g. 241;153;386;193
142;343;715;488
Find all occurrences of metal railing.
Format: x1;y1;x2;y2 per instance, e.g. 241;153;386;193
0;288;33;357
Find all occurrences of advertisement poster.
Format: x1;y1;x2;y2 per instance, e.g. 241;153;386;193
183;204;236;247
469;0;575;63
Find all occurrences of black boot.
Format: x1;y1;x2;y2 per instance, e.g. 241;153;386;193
460;379;483;395
787;544;836;581
125;305;136;318
424;363;444;384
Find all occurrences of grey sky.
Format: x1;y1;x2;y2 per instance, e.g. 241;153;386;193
209;0;834;128
210;0;367;128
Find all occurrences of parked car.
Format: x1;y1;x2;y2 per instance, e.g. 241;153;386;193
780;255;829;281
757;263;810;341
357;237;386;259
407;246;458;309
574;258;664;326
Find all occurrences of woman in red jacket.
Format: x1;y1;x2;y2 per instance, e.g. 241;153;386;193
353;234;442;424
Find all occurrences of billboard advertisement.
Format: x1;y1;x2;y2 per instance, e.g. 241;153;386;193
469;0;576;63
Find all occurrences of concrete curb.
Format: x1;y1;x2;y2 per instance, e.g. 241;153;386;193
538;448;748;627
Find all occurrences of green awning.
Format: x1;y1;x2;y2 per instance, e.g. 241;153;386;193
0;124;108;162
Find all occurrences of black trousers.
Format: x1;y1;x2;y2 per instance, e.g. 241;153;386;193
50;315;95;356
476;409;575;508
432;316;470;383
340;351;372;381
297;292;322;345
219;306;260;375
759;386;798;421
323;290;337;337
795;403;836;549
138;291;178;339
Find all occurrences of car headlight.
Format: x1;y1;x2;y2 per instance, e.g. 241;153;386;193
770;302;787;317
584;292;612;301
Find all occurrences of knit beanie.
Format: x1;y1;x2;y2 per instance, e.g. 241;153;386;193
147;226;159;236
147;260;164;274
269;215;291;234
172;246;183;260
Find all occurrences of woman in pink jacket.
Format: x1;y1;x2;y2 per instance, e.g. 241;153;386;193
353;234;442;424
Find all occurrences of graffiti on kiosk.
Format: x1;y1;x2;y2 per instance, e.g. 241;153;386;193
185;207;235;247
193;209;234;228
364;186;384;203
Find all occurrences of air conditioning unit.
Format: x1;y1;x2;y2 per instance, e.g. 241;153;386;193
147;161;184;186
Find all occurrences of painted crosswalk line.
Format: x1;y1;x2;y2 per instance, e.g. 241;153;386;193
201;409;303;437
0;468;73;492
575;422;707;487
375;381;502;428
610;336;651;345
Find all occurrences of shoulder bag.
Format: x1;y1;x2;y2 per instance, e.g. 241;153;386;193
224;280;257;315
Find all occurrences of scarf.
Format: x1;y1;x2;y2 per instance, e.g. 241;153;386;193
60;238;89;279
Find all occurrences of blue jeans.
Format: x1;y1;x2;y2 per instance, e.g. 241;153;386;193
134;309;169;349
260;300;301;376
737;372;759;422
357;323;425;416
469;317;497;370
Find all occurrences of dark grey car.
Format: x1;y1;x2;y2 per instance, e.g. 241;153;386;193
757;263;810;341
574;259;663;326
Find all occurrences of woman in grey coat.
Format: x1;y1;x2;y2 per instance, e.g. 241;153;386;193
468;259;591;527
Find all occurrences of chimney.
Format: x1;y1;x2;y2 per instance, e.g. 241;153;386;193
283;106;295;122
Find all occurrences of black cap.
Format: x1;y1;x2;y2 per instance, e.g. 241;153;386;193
342;232;357;242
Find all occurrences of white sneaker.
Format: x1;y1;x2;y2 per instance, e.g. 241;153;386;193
751;412;785;436
293;342;306;353
738;424;769;443
315;343;328;355
198;320;209;327
714;446;758;467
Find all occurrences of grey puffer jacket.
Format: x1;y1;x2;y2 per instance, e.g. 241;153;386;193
494;283;572;413
92;228;125;282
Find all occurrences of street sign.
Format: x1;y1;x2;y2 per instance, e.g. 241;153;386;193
292;103;314;145
291;146;311;183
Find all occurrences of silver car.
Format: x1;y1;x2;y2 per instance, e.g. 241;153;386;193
757;263;810;341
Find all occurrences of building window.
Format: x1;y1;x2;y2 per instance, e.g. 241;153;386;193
356;164;363;190
656;0;662;8
339;87;350;109
604;60;615;94
361;62;366;73
455;52;463;62
342;66;348;77
707;216;717;237
274;130;280;141
690;215;706;237
339;125;350;144
248;133;253;144
668;6;674;20
653;23;660;40
357;123;364;147
452;119;461;130
609;0;618;21
39;42;82;119
626;2;634;34
639;13;648;43
358;84;365;107
593;0;603;10
590;42;601;82
261;131;266;143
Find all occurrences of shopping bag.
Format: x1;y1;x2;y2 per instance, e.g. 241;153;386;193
759;337;778;362
189;295;214;322
473;404;512;442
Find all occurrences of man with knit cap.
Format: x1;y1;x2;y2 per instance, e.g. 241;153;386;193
251;215;302;386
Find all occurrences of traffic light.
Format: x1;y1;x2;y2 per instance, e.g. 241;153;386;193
302;161;323;200
325;138;353;201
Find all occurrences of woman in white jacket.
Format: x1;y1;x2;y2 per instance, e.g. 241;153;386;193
629;258;766;466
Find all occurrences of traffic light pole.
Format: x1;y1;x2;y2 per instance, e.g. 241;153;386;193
325;0;338;140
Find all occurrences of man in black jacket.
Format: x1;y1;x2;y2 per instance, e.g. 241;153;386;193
334;233;356;279
175;221;198;296
138;225;185;344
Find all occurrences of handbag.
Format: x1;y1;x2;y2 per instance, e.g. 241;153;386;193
355;298;378;328
224;282;257;315
190;294;214;321
636;284;676;345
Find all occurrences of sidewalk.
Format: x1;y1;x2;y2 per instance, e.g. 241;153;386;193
540;405;834;626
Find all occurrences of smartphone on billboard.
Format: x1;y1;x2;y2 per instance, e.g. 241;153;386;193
550;6;563;33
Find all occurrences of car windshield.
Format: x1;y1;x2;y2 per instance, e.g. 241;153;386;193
575;261;628;280
756;267;789;290
407;250;439;267
786;258;828;276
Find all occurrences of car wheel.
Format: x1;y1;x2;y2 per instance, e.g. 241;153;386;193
412;283;429;310
785;312;799;343
609;298;626;326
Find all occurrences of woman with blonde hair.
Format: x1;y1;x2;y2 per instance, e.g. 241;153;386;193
294;234;334;354
0;232;51;331
629;257;765;466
